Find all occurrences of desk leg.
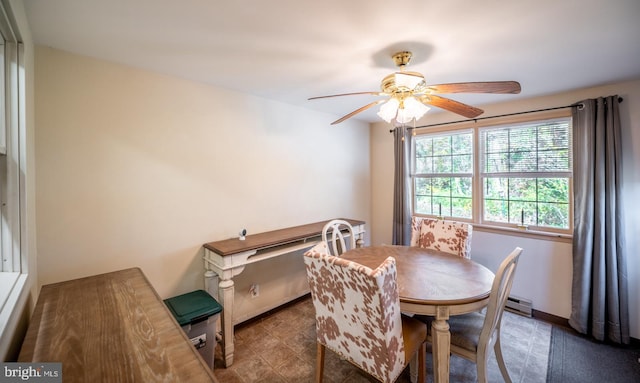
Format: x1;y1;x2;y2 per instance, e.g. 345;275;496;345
219;278;235;367
355;227;365;248
432;307;451;383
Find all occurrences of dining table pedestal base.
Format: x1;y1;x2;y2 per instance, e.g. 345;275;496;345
432;307;452;383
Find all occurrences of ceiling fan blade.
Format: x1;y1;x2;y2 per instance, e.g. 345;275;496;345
427;81;521;94
331;100;386;125
309;91;383;100
420;94;484;119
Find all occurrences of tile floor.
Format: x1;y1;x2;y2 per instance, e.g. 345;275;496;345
213;296;551;383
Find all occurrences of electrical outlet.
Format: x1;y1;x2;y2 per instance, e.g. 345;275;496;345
250;283;259;298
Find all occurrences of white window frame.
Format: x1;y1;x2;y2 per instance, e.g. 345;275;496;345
478;118;572;234
411;109;573;238
0;0;28;359
413;129;474;220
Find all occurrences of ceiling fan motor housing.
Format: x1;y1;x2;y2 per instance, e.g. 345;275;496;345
380;71;428;96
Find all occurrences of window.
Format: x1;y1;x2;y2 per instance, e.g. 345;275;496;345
0;34;5;155
0;0;27;349
414;130;473;218
412;112;573;235
480;119;572;231
0;3;22;276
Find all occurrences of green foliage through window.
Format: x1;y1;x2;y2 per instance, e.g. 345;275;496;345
412;116;572;233
480;119;571;230
414;131;473;219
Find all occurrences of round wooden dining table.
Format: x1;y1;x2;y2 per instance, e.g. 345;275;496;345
341;245;495;383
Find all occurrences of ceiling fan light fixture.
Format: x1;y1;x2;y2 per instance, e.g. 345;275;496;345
377;98;400;123
377;96;430;124
397;96;430;124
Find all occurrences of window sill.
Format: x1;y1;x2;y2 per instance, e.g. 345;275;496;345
0;272;30;359
0;272;20;311
473;223;572;243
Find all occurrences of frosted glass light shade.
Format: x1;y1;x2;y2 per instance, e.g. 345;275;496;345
378;96;430;124
377;98;400;123
397;96;430;123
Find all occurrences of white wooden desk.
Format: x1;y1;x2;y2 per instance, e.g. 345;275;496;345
203;218;365;367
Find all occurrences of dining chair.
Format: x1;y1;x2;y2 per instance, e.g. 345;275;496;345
423;247;523;383
303;241;427;383
321;219;356;256
410;216;473;259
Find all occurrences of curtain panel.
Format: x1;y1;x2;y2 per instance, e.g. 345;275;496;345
570;95;630;344
392;126;412;245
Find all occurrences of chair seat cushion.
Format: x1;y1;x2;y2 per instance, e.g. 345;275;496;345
401;314;428;361
421;312;485;353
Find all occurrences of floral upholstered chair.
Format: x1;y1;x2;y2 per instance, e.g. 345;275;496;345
410;216;473;259
303;242;427;383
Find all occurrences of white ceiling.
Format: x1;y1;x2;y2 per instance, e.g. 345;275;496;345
23;0;640;124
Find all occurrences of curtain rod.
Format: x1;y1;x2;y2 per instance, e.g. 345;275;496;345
389;97;624;132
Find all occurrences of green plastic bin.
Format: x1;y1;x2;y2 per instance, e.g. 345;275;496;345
164;289;222;371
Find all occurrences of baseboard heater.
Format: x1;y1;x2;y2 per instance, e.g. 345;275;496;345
505;295;533;317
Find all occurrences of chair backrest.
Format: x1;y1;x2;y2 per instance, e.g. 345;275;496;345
410;216;473;258
321;219;356;256
478;247;522;352
303;242;406;383
410;216;423;246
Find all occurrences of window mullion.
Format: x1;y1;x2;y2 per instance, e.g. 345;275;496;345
473;128;481;223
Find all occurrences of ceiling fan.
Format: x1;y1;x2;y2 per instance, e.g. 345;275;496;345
309;51;521;125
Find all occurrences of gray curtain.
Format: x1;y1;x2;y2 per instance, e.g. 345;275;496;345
570;95;630;344
392;126;412;245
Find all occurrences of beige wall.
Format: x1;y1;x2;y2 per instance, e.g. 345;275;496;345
34;46;371;300
370;79;640;338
